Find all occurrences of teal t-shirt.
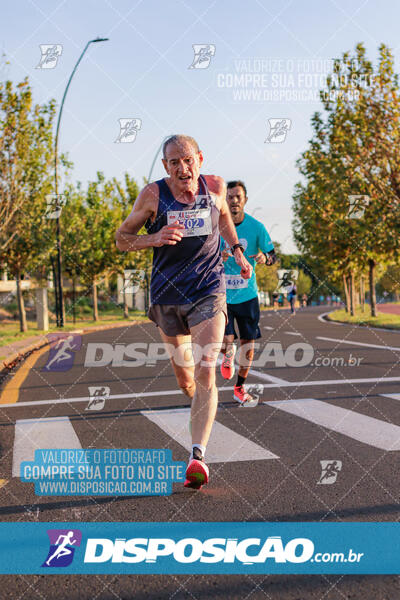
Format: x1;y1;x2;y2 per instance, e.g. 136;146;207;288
221;214;274;304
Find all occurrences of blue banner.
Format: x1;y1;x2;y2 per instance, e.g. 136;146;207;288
0;522;398;574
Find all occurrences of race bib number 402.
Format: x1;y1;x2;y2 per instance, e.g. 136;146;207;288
167;208;212;237
225;274;248;289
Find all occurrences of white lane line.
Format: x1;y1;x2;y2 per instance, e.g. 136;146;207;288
247;369;289;385
3;377;400;410
212;357;288;385
380;393;400;402
265;399;400;451
284;332;302;336
264;326;274;330
317;336;400;352
12;416;82;477
141;407;278;463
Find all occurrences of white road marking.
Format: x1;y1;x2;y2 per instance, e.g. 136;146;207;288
247;369;289;385
380;393;400;402
141;407;278;463
265;399;400;451
12;416;82;477
284;332;302;336
264;326;274;330
3;377;400;410
317;336;400;352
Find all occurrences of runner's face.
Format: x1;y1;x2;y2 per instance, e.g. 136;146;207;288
162;141;203;193
227;186;247;218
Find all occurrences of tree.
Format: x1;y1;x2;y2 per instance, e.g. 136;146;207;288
293;44;400;317
110;173;150;316
0;78;56;330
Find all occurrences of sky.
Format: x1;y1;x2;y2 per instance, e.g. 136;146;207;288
2;0;400;252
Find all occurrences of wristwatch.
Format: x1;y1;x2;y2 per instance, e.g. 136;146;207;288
231;243;244;254
264;250;277;265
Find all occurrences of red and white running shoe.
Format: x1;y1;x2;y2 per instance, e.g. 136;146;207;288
220;345;236;380
184;459;209;490
233;385;259;407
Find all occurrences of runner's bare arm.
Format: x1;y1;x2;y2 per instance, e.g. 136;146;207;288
204;175;253;279
116;183;184;251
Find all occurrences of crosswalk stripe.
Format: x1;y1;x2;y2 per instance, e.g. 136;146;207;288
141;407;278;463
266;399;400;451
12;416;82;477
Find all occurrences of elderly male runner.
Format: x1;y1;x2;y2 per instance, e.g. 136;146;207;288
220;180;277;404
116;135;252;489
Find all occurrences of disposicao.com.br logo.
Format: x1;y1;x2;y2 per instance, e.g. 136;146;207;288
83;536;362;566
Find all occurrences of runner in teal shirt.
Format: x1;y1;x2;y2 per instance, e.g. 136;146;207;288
222;213;274;304
220;180;277;405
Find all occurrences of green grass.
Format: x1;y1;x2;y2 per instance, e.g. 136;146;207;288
328;307;400;330
0;310;148;359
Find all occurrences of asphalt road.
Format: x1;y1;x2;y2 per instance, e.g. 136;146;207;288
0;306;399;599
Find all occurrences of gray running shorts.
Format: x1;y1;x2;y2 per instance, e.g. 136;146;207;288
148;293;227;336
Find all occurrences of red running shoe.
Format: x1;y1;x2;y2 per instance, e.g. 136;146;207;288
220;345;236;380
233;385;259;407
184;459;209;490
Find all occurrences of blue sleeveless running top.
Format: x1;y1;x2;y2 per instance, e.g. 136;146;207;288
145;175;225;305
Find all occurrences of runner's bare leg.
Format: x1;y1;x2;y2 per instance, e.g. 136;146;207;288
237;338;255;379
221;333;234;355
158;330;196;398
190;312;225;448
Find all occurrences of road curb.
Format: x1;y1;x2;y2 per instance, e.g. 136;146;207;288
0;319;145;376
319;310;400;332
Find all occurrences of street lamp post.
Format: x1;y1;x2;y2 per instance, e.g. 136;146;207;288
147;135;171;183
54;36;109;327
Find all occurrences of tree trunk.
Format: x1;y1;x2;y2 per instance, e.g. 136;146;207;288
72;277;76;324
349;271;355;317
93;279;99;321
369;259;377;317
360;276;365;313
123;285;129;319
343;273;350;313
354;279;359;308
16;271;27;332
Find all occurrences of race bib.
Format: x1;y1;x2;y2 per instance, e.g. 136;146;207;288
167;208;212;237
225;274;248;289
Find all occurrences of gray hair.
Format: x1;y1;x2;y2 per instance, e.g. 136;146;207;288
162;134;200;159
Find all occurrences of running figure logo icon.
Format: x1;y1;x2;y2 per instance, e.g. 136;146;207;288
317;460;342;484
265;119;291;143
348;195;370;219
86;386;110;411
44;194;66;219
188;44;216;69
275;269;298;294
123;269;145;294
115;118;142;143
43;334;82;372
42;529;82;567
36;44;63;69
